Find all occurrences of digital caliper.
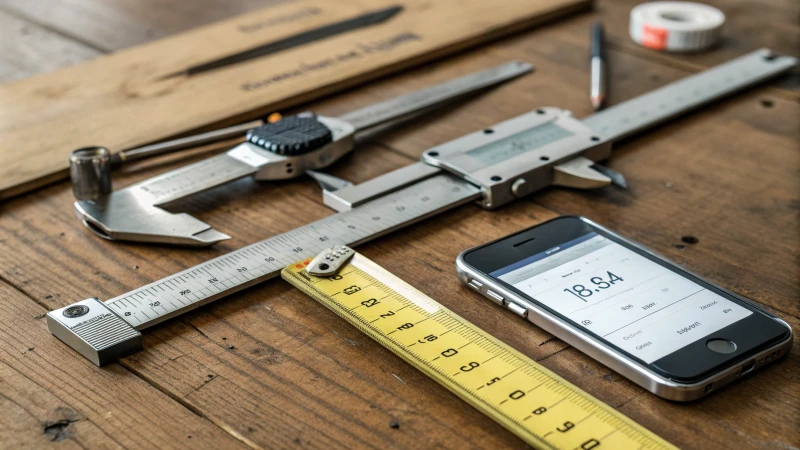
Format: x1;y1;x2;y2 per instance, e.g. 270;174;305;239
48;49;796;365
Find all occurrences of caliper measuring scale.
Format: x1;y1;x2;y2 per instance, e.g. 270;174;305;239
47;49;796;366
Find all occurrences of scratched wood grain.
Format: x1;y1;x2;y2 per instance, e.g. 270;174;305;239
0;283;249;449
0;0;592;200
0;0;798;449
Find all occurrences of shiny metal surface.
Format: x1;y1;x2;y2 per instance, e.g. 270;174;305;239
422;107;612;209
77;62;531;246
70;146;113;200
340;61;534;131
582;49;797;141
46;298;142;366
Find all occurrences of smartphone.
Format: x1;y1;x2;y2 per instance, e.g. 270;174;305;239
456;216;792;401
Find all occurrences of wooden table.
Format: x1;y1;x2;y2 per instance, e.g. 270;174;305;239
1;1;797;448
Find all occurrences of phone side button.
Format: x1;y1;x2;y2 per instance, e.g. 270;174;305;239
485;290;504;305
507;302;528;318
468;279;483;290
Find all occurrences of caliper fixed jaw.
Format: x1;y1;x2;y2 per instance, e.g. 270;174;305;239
75;190;231;247
47;298;142;366
74;115;356;247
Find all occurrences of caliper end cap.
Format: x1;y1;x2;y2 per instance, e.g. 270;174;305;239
47;298;142;366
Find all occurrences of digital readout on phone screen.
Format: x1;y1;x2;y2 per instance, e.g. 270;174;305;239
491;233;752;363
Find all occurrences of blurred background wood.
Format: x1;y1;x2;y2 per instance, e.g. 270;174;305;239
0;0;797;448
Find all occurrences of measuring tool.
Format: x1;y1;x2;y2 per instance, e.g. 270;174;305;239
48;49;796;366
282;249;676;449
630;2;725;52
74;61;533;246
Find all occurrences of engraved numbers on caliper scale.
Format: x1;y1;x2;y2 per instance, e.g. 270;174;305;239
105;175;477;329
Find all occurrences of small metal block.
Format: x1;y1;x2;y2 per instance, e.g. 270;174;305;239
47;298;142;366
306;245;355;276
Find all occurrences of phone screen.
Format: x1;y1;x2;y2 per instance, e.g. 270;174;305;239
490;232;753;363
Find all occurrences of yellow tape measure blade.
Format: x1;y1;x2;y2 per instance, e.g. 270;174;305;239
282;254;675;450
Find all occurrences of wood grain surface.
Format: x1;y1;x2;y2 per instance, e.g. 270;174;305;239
0;0;591;200
0;0;798;449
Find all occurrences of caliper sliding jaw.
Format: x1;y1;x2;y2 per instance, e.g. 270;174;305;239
322;107;616;212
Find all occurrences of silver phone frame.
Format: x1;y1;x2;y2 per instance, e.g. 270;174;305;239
455;216;793;401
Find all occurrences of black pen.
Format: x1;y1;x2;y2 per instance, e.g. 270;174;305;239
590;22;607;110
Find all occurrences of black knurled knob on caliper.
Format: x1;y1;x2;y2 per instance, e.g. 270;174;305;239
246;115;333;156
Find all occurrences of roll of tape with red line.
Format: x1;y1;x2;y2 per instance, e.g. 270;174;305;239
629;2;725;52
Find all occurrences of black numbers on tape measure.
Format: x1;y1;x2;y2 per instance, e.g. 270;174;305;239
265;257;275;262
486;377;500;386
292;247;303;253
557;421;574;433
344;286;361;295
509;390;525;400
361;298;379;307
397;323;414;331
581;439;601;450
237;267;248;273
460;362;479;372
442;348;458;357
347;225;356;229
149;301;161;307
532;406;547;415
319;236;329;242
418;334;437;344
180;289;191;295
208;278;218;283
379;311;395;318
328;274;343;281
124;312;132;316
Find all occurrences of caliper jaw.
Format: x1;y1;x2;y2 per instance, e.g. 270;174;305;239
321;107;623;212
75;115;356;246
75;189;232;246
421;107;614;209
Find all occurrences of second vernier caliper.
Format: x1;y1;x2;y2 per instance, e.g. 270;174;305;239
74;61;533;246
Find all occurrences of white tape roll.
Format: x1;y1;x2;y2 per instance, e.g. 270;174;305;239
630;2;725;52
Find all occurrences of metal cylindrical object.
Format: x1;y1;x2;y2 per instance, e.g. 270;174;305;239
70;146;112;200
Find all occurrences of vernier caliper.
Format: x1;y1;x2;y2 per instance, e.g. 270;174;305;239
49;49;795;365
74;61;533;246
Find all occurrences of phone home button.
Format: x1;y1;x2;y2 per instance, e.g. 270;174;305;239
706;339;737;354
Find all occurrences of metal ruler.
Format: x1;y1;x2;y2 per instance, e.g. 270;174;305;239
47;49;796;365
282;252;677;450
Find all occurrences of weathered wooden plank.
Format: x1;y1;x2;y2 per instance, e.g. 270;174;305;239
0;282;250;449
0;0;282;52
0;10;101;83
